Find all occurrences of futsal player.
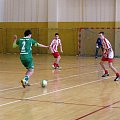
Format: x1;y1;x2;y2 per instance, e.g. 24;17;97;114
49;33;63;69
13;30;49;88
99;32;120;81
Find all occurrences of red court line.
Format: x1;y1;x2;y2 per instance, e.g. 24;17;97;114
75;100;120;120
81;27;120;29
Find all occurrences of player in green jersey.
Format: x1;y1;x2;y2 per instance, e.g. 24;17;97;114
13;30;49;88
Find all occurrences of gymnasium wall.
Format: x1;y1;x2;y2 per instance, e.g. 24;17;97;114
0;0;120;56
2;0;115;22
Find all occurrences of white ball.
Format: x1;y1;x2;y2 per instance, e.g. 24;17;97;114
41;80;47;87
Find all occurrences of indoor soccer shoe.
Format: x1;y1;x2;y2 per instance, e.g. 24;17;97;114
56;66;62;70
21;79;26;88
114;76;120;81
52;65;56;69
102;73;109;77
26;81;31;86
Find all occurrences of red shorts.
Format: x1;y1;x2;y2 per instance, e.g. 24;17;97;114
101;57;113;63
52;52;60;58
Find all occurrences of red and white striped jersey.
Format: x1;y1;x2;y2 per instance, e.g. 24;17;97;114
50;38;62;53
102;38;113;51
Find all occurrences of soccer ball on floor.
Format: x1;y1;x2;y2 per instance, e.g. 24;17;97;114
41;80;47;87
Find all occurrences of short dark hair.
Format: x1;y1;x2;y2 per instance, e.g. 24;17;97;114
24;30;32;37
55;33;59;36
99;32;104;35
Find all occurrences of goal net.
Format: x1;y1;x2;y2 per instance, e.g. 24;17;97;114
78;28;116;57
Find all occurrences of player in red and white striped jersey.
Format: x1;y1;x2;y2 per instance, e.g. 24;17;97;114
50;33;63;69
99;32;120;81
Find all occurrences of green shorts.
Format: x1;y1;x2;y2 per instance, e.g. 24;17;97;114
21;58;34;69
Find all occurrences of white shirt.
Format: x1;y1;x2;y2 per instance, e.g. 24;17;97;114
102;38;114;58
102;38;112;51
50;38;62;53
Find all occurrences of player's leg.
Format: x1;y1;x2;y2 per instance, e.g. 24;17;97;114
52;53;56;69
108;50;120;81
108;61;120;81
56;55;61;68
25;68;34;84
52;52;61;69
21;59;34;88
54;52;61;69
100;59;109;77
52;59;57;69
95;47;99;58
101;46;104;52
52;57;61;69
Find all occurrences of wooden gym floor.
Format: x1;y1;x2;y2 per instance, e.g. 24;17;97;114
1;54;120;120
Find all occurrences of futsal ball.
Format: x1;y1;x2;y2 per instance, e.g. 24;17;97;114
41;80;47;87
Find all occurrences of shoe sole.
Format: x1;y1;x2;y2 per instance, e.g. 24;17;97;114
21;80;26;88
56;67;62;70
52;66;56;69
102;74;109;77
52;66;62;70
114;79;119;81
26;84;30;86
114;78;120;81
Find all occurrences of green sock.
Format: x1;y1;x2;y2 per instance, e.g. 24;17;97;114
24;75;29;81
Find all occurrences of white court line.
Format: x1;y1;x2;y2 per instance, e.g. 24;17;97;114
0;76;113;107
0;71;98;92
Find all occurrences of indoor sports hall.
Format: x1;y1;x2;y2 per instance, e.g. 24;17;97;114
1;0;120;120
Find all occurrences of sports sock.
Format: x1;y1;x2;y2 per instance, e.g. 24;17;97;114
105;70;108;74
116;73;119;77
53;63;57;67
56;64;59;67
24;75;29;81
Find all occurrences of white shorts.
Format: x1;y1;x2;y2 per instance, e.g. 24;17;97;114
102;49;114;63
108;50;114;59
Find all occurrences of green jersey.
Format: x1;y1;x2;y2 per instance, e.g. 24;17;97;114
16;37;37;60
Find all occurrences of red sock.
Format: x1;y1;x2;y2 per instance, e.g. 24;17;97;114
56;64;59;67
53;63;58;67
105;70;108;74
116;73;119;77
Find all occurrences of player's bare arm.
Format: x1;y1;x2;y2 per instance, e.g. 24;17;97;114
60;45;63;53
13;35;17;42
36;43;49;48
13;35;18;48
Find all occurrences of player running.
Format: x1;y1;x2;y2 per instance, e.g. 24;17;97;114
13;30;49;88
49;33;63;69
99;32;120;81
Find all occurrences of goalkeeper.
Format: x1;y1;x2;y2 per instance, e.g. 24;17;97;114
95;37;103;58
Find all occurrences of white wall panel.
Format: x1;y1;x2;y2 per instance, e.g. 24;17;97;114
115;0;120;21
31;0;37;22
83;0;97;21
18;0;25;22
99;0;115;22
58;0;83;22
0;0;5;22
2;0;117;22
58;0;115;22
24;0;32;22
37;0;48;22
12;0;19;22
4;0;48;22
48;0;58;22
4;0;13;21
